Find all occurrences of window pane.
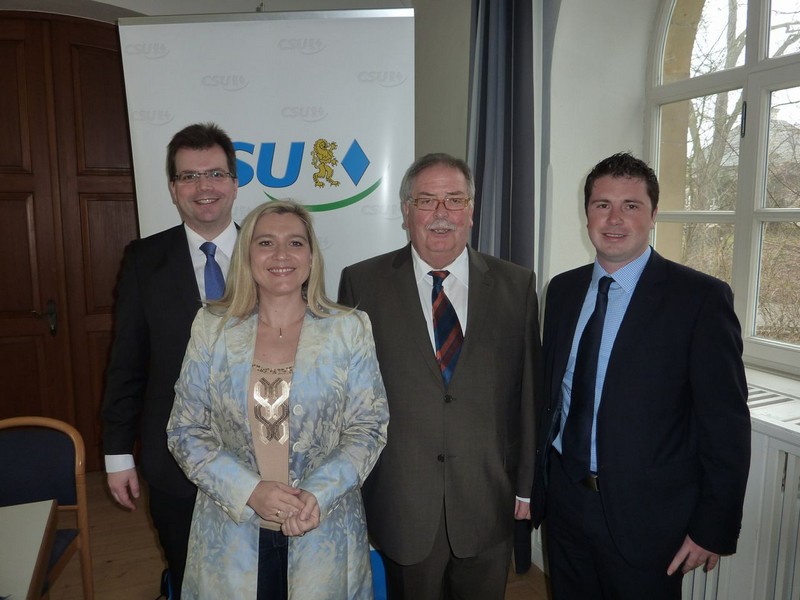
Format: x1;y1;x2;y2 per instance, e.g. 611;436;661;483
654;221;734;283
769;0;800;58
765;86;800;208
659;91;743;211
663;0;747;83
756;222;800;345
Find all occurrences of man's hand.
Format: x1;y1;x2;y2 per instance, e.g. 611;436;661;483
515;498;531;520
107;468;140;510
281;490;321;537
667;534;720;575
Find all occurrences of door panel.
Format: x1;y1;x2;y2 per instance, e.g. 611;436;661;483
0;18;75;423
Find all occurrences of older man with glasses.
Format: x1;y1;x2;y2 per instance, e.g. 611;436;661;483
339;153;542;600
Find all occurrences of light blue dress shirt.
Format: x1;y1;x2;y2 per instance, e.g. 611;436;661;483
554;246;651;472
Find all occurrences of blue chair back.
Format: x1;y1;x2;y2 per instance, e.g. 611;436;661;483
0;426;77;507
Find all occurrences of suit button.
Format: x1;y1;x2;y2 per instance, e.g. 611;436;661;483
437;454;445;462
444;394;454;403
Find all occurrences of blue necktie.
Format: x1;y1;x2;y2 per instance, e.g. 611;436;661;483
430;271;463;387
200;241;225;301
561;276;613;481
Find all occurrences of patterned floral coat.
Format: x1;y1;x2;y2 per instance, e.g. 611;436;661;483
167;308;389;599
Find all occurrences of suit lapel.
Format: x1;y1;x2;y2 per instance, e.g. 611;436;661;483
224;312;258;419
603;252;668;379
458;249;492;373
292;311;323;387
165;226;203;315
549;267;592;397
390;245;443;381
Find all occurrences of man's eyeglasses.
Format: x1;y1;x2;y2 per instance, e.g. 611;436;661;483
409;197;471;211
172;170;235;184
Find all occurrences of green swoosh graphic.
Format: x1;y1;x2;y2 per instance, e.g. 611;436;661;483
264;177;383;212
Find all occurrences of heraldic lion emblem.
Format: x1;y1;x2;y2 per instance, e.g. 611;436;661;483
310;138;340;188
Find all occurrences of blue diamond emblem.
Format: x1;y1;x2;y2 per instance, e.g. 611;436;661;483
341;140;370;185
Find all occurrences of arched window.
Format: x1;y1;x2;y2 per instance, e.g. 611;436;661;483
648;0;800;375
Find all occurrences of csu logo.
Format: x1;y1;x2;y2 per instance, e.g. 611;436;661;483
124;43;169;59
234;139;380;212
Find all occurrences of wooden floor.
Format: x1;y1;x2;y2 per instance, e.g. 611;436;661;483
51;471;549;599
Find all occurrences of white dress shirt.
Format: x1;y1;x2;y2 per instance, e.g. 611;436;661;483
410;245;470;350
185;221;237;302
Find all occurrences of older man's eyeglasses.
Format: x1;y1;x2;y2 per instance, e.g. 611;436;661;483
409;197;471;211
173;170;235;184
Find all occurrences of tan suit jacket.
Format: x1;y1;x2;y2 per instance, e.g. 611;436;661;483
339;244;541;564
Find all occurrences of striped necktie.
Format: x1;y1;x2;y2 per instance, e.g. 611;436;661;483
429;270;463;386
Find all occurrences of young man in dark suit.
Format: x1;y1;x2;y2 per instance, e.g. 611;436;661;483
532;152;751;599
102;123;238;599
339;153;541;599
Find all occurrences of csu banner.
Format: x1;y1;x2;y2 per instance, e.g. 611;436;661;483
119;10;413;293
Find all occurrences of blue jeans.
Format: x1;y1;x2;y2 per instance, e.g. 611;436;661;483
257;528;288;600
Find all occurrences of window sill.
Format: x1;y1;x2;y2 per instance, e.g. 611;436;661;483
746;368;800;446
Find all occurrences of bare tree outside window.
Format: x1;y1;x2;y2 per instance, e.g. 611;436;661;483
769;0;800;58
756;87;800;344
657;0;800;347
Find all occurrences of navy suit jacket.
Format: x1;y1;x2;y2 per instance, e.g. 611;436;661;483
339;244;542;565
532;250;750;569
102;224;201;497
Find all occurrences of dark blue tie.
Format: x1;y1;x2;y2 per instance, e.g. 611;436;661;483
430;271;463;387
200;241;225;301
561;276;613;481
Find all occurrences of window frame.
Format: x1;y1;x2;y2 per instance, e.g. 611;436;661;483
647;0;800;377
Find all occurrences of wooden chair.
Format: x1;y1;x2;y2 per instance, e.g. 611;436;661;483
0;416;94;599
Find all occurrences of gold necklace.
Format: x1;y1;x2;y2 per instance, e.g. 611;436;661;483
258;312;305;339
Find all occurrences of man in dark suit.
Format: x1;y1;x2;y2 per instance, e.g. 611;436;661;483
532;152;751;599
339;153;541;600
102;123;238;599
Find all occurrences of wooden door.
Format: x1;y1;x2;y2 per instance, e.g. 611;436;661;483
0;13;138;471
0;18;75;422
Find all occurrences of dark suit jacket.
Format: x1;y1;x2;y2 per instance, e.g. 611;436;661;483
339;244;541;565
102;224;201;497
532;250;751;570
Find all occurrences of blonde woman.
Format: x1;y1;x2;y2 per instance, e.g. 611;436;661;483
168;200;388;599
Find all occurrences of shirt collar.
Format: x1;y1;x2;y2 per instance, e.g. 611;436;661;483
592;245;651;293
184;220;238;257
411;245;470;285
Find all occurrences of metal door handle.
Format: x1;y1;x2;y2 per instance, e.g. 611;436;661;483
32;299;57;336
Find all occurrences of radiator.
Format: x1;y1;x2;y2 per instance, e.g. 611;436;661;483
683;383;800;600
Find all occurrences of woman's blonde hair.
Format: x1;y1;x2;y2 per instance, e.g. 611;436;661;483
212;200;347;325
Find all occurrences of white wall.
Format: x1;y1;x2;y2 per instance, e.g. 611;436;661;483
539;0;660;287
